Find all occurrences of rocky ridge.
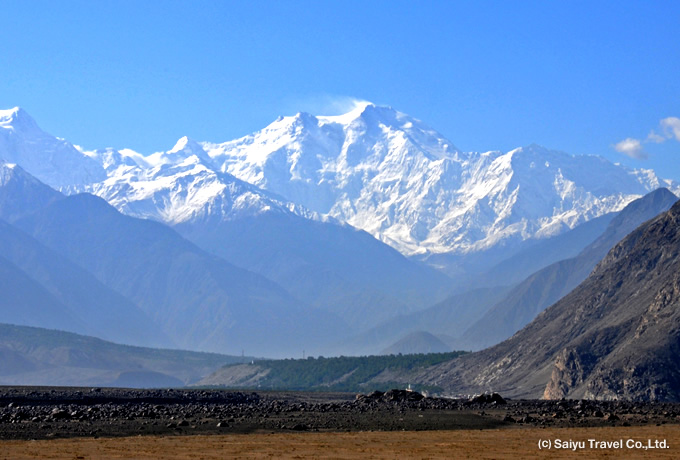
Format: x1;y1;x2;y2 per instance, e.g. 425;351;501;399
414;198;680;401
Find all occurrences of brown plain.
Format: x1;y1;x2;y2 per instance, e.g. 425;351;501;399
2;425;679;459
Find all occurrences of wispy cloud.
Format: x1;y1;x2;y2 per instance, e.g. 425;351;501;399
614;116;680;160
646;131;666;143
284;94;373;117
660;117;680;141
318;96;372;116
614;138;647;159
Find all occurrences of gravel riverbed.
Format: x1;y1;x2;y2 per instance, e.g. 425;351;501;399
1;386;679;440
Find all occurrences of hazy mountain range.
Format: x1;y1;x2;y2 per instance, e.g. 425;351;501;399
206;196;680;401
452;187;679;351
0;161;346;357
0;323;247;387
1;104;679;391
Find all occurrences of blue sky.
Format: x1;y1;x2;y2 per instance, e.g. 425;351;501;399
2;0;679;180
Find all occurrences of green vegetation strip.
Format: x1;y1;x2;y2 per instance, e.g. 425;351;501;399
222;352;467;393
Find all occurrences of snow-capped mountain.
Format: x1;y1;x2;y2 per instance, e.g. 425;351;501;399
0;109;453;330
84;137;303;226
0;107;105;189
3;104;679;353
1;105;677;262
0;108;305;226
203;102;678;256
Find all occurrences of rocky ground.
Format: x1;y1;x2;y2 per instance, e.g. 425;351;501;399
1;386;679;440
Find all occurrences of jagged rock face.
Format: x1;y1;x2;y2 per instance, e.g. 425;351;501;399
577;277;680;401
415;198;680;401
540;201;680;401
544;348;591;399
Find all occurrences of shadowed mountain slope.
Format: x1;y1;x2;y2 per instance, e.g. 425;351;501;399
176;213;452;330
351;195;668;355
0;160;62;221
12;193;348;357
455;188;678;351
415;197;680;401
0;254;84;334
380;331;451;355
472;211;617;289
0;218;170;348
345;286;511;355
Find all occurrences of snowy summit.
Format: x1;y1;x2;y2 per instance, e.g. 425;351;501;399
0;104;677;260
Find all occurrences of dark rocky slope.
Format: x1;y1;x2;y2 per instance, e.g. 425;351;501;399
415;197;680;401
455;188;678;351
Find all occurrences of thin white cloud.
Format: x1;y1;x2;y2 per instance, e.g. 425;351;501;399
284;94;373;117
614;138;647;159
320;96;372;116
660;117;680;141
614;116;680;159
646;130;666;143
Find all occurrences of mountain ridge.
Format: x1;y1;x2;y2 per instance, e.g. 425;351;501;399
413;197;680;401
12;192;348;357
2;105;677;272
0;322;245;387
454;187;679;351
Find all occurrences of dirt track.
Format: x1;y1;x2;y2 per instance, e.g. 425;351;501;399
2;425;680;459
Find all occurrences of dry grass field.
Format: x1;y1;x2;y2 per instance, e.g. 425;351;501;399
2;425;679;459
